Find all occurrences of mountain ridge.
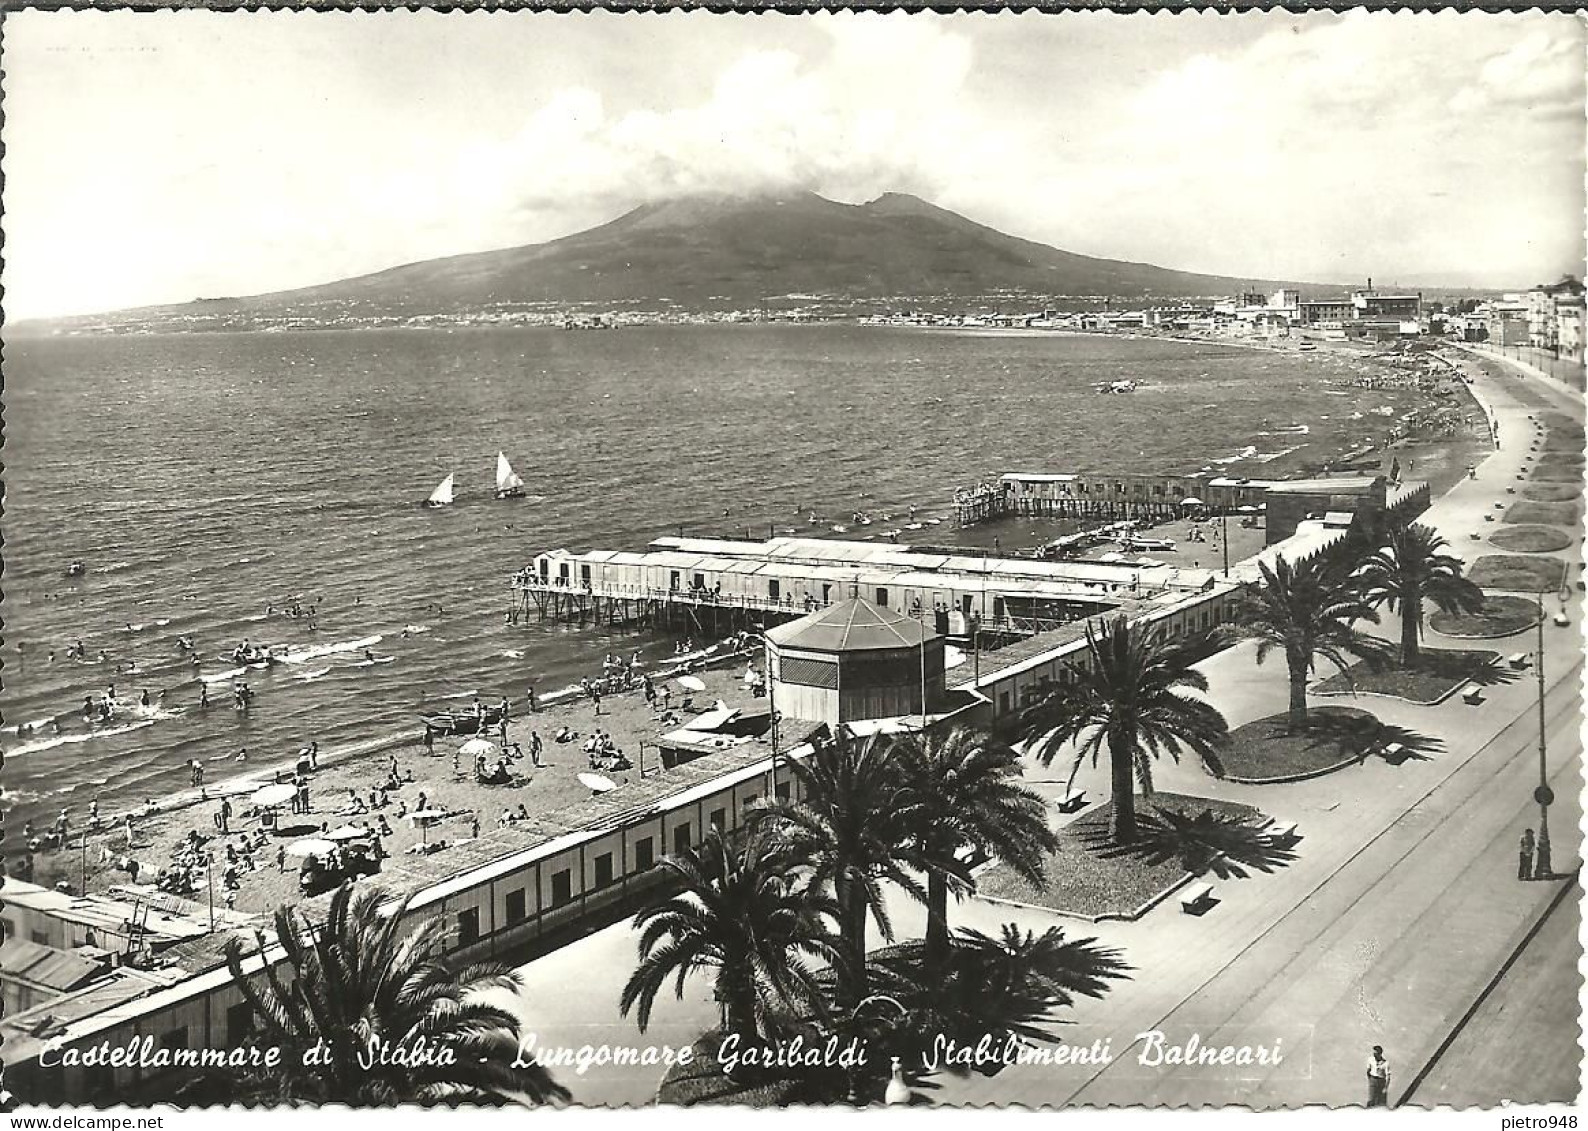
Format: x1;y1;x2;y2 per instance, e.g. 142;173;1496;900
28;191;1474;330
249;190;1334;312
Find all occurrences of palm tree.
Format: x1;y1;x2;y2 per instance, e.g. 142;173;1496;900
621;826;838;1044
220;882;568;1105
760;730;924;1010
1355;522;1486;666
890;726;1059;967
1233;555;1390;732
1016;616;1229;846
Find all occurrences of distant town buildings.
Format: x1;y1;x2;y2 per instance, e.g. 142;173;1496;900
1524;276;1585;358
1297;283;1422;340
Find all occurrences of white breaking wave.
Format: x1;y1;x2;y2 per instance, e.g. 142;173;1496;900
1251;445;1305;463
281;635;383;664
200;667;248;684
4;716;58;735
1210;445;1259;466
295;666;333;681
7;719;156;757
401;624;431;635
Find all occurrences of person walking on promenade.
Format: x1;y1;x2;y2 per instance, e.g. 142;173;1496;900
1367;1046;1390;1107
1520;828;1536;880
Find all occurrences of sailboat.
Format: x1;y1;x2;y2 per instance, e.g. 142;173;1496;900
495;452;526;500
424;473;455;508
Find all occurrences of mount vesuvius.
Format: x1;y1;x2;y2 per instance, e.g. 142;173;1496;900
271;191;1310;310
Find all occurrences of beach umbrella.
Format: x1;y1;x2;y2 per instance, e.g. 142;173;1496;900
250;783;296;809
577;772;618;795
286;838;334;858
409;808;447;845
677;675;707;693
459;737;497;757
1180;497;1204;507
326;825;367;841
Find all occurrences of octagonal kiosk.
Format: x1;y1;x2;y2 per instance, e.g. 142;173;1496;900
765;598;945;727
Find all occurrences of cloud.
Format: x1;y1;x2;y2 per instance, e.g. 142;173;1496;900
402;13;1000;227
1450;28;1584;113
4;11;1582;319
988;13;1586;284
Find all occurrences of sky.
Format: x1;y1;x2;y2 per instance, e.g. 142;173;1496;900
3;10;1584;319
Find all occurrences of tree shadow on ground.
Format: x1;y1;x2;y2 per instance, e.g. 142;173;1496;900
1302;710;1447;765
868;926;1132;1075
1073;806;1297;880
1460;653;1525;690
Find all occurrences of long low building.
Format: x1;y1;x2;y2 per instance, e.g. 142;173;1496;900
516;534;1229;639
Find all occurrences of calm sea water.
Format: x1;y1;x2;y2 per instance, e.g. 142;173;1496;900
0;325;1423;829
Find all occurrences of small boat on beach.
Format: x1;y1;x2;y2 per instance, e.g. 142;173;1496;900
424;474;456;508
1120;535;1176;552
420;706;507;736
495;452;526;500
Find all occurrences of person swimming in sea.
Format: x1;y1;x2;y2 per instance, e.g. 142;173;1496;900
364;650;376;663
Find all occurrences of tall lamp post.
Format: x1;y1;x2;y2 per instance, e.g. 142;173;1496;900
1533;594;1553;878
764;631;781;799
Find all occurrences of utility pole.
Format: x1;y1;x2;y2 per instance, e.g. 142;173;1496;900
1534;594;1553;878
1220;509;1230;578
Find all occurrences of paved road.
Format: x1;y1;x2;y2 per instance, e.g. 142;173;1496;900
1408;880;1582;1107
1061;672;1581;1108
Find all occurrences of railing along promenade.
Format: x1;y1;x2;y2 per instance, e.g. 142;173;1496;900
1465;341;1586;392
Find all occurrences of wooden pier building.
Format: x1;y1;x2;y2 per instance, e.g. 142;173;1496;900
513;534;1230;642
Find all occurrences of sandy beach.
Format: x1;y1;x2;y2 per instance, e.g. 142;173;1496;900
31;648;763;918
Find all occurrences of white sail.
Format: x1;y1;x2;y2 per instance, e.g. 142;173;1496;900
426;473;455;506
496;452;525;494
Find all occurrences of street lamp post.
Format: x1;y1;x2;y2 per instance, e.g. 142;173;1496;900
765;632;780;799
1534;594;1553;878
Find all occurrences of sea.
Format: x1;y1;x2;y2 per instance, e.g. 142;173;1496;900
0;324;1433;831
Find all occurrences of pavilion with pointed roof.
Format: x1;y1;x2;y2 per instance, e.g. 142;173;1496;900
765;597;946;726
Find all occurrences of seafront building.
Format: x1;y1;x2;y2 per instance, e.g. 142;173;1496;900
961;471;1429;546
